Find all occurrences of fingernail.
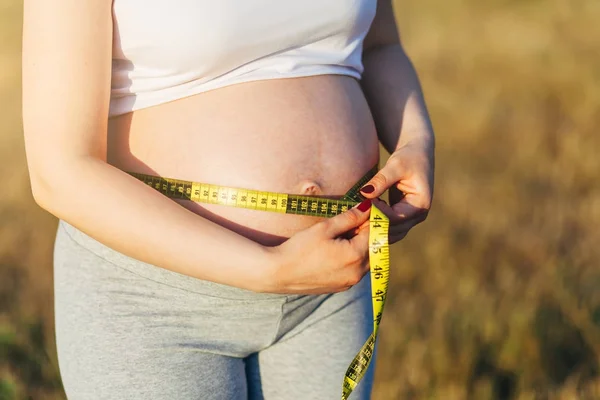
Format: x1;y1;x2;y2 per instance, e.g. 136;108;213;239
357;199;372;212
360;185;375;194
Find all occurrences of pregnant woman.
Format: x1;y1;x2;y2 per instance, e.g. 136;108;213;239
22;0;434;399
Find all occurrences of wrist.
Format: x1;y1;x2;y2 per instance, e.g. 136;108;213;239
247;244;287;293
395;129;435;153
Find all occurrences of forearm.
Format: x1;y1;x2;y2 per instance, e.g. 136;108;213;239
32;157;273;291
361;44;435;154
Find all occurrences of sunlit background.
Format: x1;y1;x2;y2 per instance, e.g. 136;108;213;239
2;0;599;399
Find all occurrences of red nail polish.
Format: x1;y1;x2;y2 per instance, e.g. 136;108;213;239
360;185;375;194
357;199;372;212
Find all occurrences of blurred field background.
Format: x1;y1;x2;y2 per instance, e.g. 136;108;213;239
1;0;599;399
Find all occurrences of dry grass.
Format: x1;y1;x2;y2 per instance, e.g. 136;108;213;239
1;0;599;399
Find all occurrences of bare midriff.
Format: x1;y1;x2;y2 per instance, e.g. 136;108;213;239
107;75;379;246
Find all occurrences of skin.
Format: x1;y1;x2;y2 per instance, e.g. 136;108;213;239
358;1;435;243
22;0;434;295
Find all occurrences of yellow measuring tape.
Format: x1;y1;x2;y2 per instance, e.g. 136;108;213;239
128;166;389;400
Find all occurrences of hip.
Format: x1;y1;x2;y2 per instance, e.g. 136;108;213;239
53;219;373;356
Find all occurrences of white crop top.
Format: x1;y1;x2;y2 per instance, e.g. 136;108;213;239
109;0;377;117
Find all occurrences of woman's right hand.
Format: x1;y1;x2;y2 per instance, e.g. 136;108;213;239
261;199;373;295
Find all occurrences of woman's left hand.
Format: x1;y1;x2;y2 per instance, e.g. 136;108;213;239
359;139;434;244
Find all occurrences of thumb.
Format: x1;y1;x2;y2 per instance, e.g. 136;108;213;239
324;199;371;238
359;164;400;199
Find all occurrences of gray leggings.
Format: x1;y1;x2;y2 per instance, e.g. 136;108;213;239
54;220;375;400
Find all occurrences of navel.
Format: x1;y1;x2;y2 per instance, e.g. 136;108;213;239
298;181;323;196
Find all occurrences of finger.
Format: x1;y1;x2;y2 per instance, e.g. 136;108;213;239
383;171;432;223
370;198;405;225
348;199;397;237
393;211;427;232
389;185;406;205
387;217;424;244
355;220;370;235
348;223;371;266
389;201;427;223
324;199;371;238
359;161;403;199
388;222;410;243
389;231;408;244
350;222;371;250
343;219;370;239
394;171;433;216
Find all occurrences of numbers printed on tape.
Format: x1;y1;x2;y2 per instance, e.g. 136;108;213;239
128;166;389;400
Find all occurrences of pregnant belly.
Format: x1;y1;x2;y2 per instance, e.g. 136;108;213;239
107;75;380;245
